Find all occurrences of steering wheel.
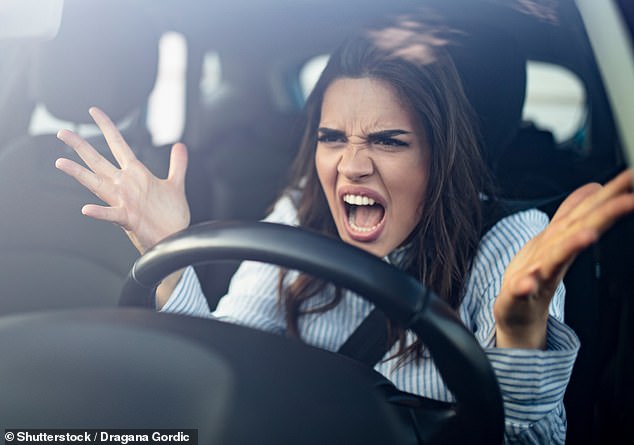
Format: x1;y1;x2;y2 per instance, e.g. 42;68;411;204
120;221;504;444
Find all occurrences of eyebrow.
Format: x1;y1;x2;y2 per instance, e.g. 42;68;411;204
317;127;412;138
367;129;412;138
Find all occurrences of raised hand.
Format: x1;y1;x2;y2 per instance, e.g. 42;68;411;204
494;168;634;349
55;107;190;254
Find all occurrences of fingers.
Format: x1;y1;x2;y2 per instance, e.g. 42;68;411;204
548;169;634;248
583;191;634;235
167;142;188;190
606;167;633;191
583;168;632;211
550;182;601;223
542;228;598;279
81;204;129;228
544;170;633;284
561;169;633;222
88;107;137;168
56;129;117;177
55;158;130;228
55;157;105;198
571;169;634;233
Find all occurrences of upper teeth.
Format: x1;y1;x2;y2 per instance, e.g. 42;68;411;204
343;194;376;206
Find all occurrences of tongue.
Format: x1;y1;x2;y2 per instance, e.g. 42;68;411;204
352;205;384;228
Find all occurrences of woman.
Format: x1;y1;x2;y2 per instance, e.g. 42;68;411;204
55;20;634;443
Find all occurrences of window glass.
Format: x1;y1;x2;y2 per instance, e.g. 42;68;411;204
522;61;586;142
147;31;187;146
199;51;223;104
299;54;329;100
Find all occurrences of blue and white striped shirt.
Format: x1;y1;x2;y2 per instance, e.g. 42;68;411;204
162;194;579;444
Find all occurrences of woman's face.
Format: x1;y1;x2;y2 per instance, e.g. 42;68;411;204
315;77;430;257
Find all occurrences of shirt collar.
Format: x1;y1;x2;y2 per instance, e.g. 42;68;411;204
384;242;414;270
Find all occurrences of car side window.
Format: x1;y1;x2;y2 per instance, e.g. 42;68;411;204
299;54;329;100
523;61;586;144
147;31;188;146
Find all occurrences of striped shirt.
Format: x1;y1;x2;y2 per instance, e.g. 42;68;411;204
162;194;579;444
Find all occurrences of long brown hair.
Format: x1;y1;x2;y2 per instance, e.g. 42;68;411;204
279;18;493;362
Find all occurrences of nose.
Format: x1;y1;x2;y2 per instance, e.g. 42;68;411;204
337;143;374;180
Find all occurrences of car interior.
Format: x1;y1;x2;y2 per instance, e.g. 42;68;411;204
0;0;632;443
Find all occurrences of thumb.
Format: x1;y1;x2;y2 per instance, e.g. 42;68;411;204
167;142;188;189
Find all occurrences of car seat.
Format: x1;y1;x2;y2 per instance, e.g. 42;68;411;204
447;17;632;445
183;68;303;304
0;0;165;314
0;46;35;149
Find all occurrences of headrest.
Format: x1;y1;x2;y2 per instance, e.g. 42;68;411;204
447;23;527;167
30;0;160;124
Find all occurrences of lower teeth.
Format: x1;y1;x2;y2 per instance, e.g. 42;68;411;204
348;212;379;233
351;223;377;232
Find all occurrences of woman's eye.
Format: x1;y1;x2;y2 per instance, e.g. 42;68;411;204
372;137;409;148
317;133;346;144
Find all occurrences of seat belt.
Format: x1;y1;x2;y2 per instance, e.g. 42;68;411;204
337;307;391;366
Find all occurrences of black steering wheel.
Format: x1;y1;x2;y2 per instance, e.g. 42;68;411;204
118;221;504;443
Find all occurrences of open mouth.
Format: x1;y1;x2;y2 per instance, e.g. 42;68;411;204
342;193;386;239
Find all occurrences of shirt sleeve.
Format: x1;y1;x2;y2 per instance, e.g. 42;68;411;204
159;265;212;317
462;209;580;444
159;193;299;331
